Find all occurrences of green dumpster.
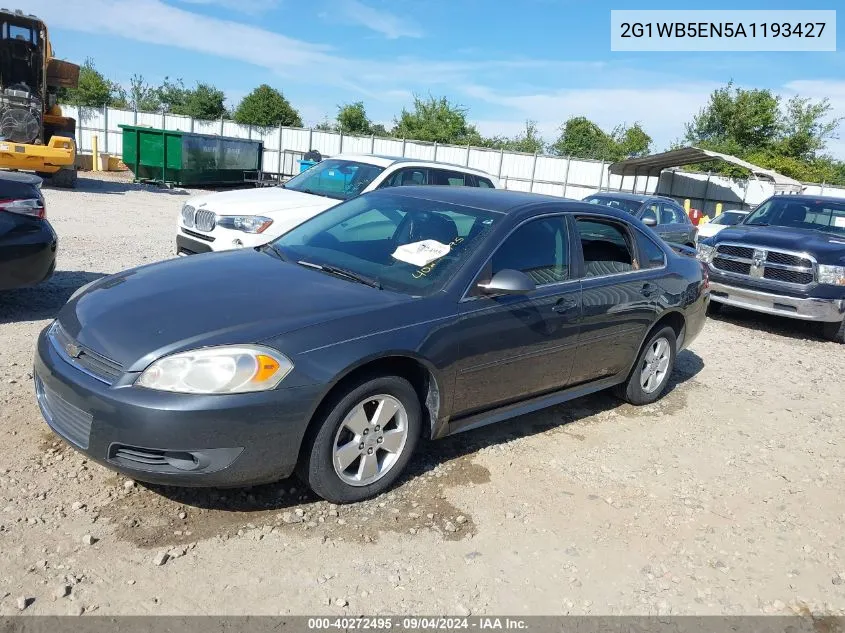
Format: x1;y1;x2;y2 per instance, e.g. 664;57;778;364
120;125;263;187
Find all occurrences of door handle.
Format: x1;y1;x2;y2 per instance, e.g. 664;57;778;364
641;283;658;298
552;297;579;313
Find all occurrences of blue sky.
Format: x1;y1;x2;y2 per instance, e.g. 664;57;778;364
20;0;845;157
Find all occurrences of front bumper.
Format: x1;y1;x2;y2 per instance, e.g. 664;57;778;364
709;281;845;323
0;221;57;290
33;326;323;487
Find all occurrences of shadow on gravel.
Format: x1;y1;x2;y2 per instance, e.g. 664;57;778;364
141;350;703;515
0;270;105;324
43;176;191;196
709;304;828;342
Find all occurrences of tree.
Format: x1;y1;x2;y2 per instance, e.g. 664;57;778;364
392;95;482;144
59;58;122;108
370;123;391;137
233;85;302;128
549;117;616;159
126;74;161;113
337;101;372;135
613;122;652;158
482;120;546;154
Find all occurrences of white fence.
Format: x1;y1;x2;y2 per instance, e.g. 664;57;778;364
67;105;845;214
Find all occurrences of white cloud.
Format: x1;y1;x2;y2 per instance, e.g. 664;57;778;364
466;83;721;152
174;0;280;14
335;0;422;39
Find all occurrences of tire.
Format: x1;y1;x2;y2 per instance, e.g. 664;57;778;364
616;326;677;406
706;300;722;315
50;167;77;189
822;319;845;344
298;375;422;503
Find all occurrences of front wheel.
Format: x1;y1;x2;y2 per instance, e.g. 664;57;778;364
616;326;677;405
298;375;421;503
822;319;845;344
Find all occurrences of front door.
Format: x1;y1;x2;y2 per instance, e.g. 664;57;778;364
451;215;582;417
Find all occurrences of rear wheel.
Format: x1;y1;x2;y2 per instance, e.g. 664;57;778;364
822;319;845;344
297;375;421;503
616;326;677;405
50;167;77;189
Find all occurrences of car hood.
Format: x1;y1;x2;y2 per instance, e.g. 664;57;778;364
185;186;338;217
714;225;845;265
58;250;409;372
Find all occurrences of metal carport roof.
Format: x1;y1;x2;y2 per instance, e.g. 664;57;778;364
609;146;803;192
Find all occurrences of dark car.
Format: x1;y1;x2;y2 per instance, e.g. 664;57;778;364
0;171;56;290
34;187;708;503
582;192;698;247
698;194;845;343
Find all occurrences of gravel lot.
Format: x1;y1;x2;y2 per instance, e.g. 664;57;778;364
1;172;844;617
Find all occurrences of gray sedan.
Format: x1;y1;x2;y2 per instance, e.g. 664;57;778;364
582;192;698;247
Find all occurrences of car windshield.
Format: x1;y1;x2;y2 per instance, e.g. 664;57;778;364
281;159;385;201
584;196;642;214
712;211;747;226
269;192;501;296
744;197;845;235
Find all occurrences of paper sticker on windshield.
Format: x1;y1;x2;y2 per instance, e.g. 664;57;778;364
834;216;845;228
392;240;451;267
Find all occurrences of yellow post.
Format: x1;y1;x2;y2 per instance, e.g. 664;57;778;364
715;202;723;216
91;134;99;172
684;198;691;212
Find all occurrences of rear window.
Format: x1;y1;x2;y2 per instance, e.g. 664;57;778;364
584;196;642;215
0;178;41;200
476;177;494;188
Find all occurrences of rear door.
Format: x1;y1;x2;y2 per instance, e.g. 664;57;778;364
660;202;695;245
569;216;658;386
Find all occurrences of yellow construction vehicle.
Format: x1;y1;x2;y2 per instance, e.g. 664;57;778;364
0;9;79;187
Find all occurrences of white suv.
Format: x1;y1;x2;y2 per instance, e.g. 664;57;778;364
176;154;499;255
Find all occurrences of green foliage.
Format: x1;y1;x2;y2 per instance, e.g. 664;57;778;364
683;82;845;184
59;58;123;108
549;117;651;160
126;74;161;113
337;101;371;135
392;95;483;145
233;84;302;128
481;120;546;154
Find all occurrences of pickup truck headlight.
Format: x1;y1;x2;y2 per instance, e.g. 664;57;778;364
818;264;845;286
217;215;273;234
136;345;292;394
696;242;716;263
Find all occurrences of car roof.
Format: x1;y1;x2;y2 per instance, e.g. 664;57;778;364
767;194;845;204
332;153;495;177
0;170;42;186
366;185;638;222
586;191;677;204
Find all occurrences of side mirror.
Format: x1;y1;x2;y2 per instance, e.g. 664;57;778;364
477;269;536;295
641;211;658;227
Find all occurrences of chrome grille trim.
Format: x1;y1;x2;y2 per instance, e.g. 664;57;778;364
194;209;216;232
48;322;123;385
712;242;817;288
181;204;196;228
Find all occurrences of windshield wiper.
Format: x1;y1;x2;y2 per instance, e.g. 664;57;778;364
260;242;288;261
296;260;382;289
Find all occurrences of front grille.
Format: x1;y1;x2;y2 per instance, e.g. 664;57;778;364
35;376;93;450
717;245;754;259
712;257;751;275
763;268;814;285
712;243;816;287
195;209;216;232
50;322;123;385
766;251;813;268
181;204;196;228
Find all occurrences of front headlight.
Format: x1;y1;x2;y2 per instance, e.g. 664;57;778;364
217;215;273;234
136;345;293;394
696;242;716;263
818;264;845;286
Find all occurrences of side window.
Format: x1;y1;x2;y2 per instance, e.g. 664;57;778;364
431;170;469;186
661;203;687;224
576;219;635;278
642;202;660;224
636;231;667;269
379;168;429;188
476;177;494;188
489;216;570;286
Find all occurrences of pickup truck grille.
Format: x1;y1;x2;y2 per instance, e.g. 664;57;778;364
712;243;815;288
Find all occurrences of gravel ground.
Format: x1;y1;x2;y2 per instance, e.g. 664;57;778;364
0;172;844;616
